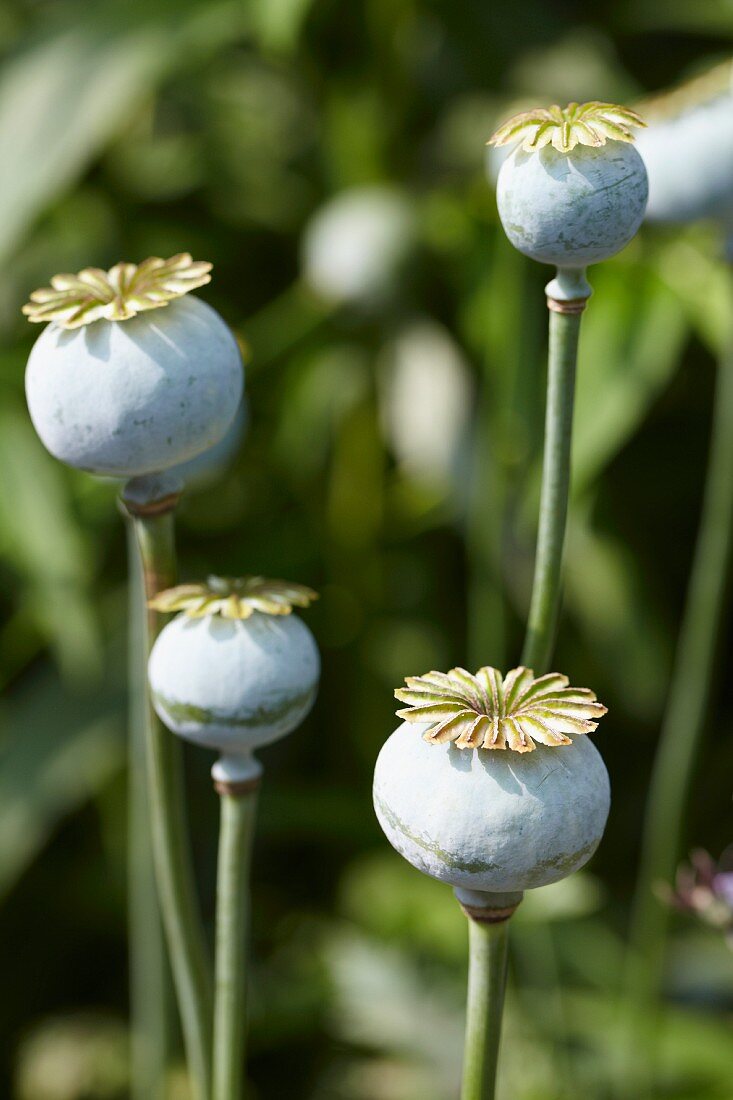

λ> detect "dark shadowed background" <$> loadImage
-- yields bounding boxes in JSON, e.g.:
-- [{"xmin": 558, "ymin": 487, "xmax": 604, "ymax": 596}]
[{"xmin": 0, "ymin": 1, "xmax": 731, "ymax": 1097}]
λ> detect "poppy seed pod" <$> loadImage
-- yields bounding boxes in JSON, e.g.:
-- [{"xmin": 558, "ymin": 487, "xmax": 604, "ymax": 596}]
[
  {"xmin": 373, "ymin": 666, "xmax": 610, "ymax": 898},
  {"xmin": 148, "ymin": 577, "xmax": 320, "ymax": 763},
  {"xmin": 24, "ymin": 255, "xmax": 243, "ymax": 478},
  {"xmin": 490, "ymin": 102, "xmax": 648, "ymax": 274},
  {"xmin": 635, "ymin": 62, "xmax": 733, "ymax": 229},
  {"xmin": 171, "ymin": 397, "xmax": 248, "ymax": 490},
  {"xmin": 302, "ymin": 185, "xmax": 416, "ymax": 307}
]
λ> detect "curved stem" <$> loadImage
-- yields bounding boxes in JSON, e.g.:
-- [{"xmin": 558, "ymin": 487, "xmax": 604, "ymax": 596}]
[
  {"xmin": 128, "ymin": 507, "xmax": 213, "ymax": 1100},
  {"xmin": 212, "ymin": 788, "xmax": 258, "ymax": 1100},
  {"xmin": 627, "ymin": 315, "xmax": 733, "ymax": 1019},
  {"xmin": 460, "ymin": 919, "xmax": 510, "ymax": 1100},
  {"xmin": 126, "ymin": 521, "xmax": 167, "ymax": 1100},
  {"xmin": 521, "ymin": 303, "xmax": 583, "ymax": 673}
]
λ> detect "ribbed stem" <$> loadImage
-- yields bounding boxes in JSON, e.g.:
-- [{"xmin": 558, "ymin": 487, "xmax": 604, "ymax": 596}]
[
  {"xmin": 627, "ymin": 319, "xmax": 733, "ymax": 1019},
  {"xmin": 126, "ymin": 521, "xmax": 167, "ymax": 1100},
  {"xmin": 460, "ymin": 920, "xmax": 510, "ymax": 1100},
  {"xmin": 212, "ymin": 789, "xmax": 258, "ymax": 1100},
  {"xmin": 521, "ymin": 305, "xmax": 583, "ymax": 673},
  {"xmin": 128, "ymin": 507, "xmax": 213, "ymax": 1100}
]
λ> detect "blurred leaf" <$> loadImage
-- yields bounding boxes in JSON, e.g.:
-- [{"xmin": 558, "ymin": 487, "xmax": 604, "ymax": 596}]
[
  {"xmin": 271, "ymin": 345, "xmax": 370, "ymax": 483},
  {"xmin": 652, "ymin": 232, "xmax": 733, "ymax": 356},
  {"xmin": 320, "ymin": 926, "xmax": 463, "ymax": 1085},
  {"xmin": 566, "ymin": 989, "xmax": 733, "ymax": 1094},
  {"xmin": 321, "ymin": 924, "xmax": 568, "ymax": 1099},
  {"xmin": 573, "ymin": 260, "xmax": 689, "ymax": 496},
  {"xmin": 0, "ymin": 668, "xmax": 124, "ymax": 900},
  {"xmin": 666, "ymin": 928, "xmax": 733, "ymax": 1001},
  {"xmin": 514, "ymin": 872, "xmax": 605, "ymax": 923},
  {"xmin": 205, "ymin": 58, "xmax": 317, "ymax": 228},
  {"xmin": 0, "ymin": 0, "xmax": 246, "ymax": 265},
  {"xmin": 324, "ymin": 88, "xmax": 388, "ymax": 188},
  {"xmin": 327, "ymin": 394, "xmax": 385, "ymax": 552},
  {"xmin": 250, "ymin": 0, "xmax": 316, "ymax": 53},
  {"xmin": 628, "ymin": 2, "xmax": 733, "ymax": 35},
  {"xmin": 565, "ymin": 508, "xmax": 669, "ymax": 719},
  {"xmin": 258, "ymin": 784, "xmax": 371, "ymax": 843},
  {"xmin": 242, "ymin": 281, "xmax": 327, "ymax": 368},
  {"xmin": 0, "ymin": 396, "xmax": 101, "ymax": 681},
  {"xmin": 338, "ymin": 852, "xmax": 466, "ymax": 961}
]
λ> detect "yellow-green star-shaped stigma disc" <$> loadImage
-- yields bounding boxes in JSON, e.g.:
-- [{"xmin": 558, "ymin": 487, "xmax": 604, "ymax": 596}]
[
  {"xmin": 22, "ymin": 253, "xmax": 212, "ymax": 329},
  {"xmin": 489, "ymin": 101, "xmax": 645, "ymax": 154},
  {"xmin": 395, "ymin": 665, "xmax": 607, "ymax": 753},
  {"xmin": 149, "ymin": 575, "xmax": 318, "ymax": 620}
]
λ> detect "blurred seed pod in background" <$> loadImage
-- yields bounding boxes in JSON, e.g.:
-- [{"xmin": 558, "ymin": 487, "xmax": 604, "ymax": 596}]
[
  {"xmin": 301, "ymin": 186, "xmax": 417, "ymax": 309},
  {"xmin": 636, "ymin": 61, "xmax": 733, "ymax": 246}
]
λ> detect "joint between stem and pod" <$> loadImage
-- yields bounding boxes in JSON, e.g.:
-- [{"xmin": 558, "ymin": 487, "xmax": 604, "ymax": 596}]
[
  {"xmin": 213, "ymin": 775, "xmax": 262, "ymax": 798},
  {"xmin": 455, "ymin": 888, "xmax": 524, "ymax": 925},
  {"xmin": 122, "ymin": 493, "xmax": 182, "ymax": 518},
  {"xmin": 211, "ymin": 754, "xmax": 265, "ymax": 800},
  {"xmin": 121, "ymin": 471, "xmax": 185, "ymax": 519},
  {"xmin": 460, "ymin": 903, "xmax": 520, "ymax": 924},
  {"xmin": 546, "ymin": 296, "xmax": 588, "ymax": 315}
]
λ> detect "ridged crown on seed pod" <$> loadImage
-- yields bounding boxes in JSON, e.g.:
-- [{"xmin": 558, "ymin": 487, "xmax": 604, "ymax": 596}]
[
  {"xmin": 489, "ymin": 101, "xmax": 645, "ymax": 154},
  {"xmin": 149, "ymin": 575, "xmax": 318, "ymax": 619},
  {"xmin": 22, "ymin": 253, "xmax": 212, "ymax": 329},
  {"xmin": 395, "ymin": 665, "xmax": 607, "ymax": 753},
  {"xmin": 638, "ymin": 60, "xmax": 733, "ymax": 123}
]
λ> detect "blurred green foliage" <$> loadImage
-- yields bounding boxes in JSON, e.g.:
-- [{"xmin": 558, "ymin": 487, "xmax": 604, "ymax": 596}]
[{"xmin": 1, "ymin": 0, "xmax": 732, "ymax": 1097}]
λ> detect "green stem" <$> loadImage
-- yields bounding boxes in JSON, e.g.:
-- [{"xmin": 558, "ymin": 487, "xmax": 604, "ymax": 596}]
[
  {"xmin": 521, "ymin": 304, "xmax": 583, "ymax": 673},
  {"xmin": 126, "ymin": 521, "xmax": 167, "ymax": 1100},
  {"xmin": 128, "ymin": 506, "xmax": 213, "ymax": 1100},
  {"xmin": 627, "ymin": 322, "xmax": 733, "ymax": 1018},
  {"xmin": 212, "ymin": 788, "xmax": 259, "ymax": 1100},
  {"xmin": 460, "ymin": 920, "xmax": 510, "ymax": 1100}
]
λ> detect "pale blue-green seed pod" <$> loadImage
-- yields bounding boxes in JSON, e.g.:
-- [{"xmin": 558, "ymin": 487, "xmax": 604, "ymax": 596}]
[
  {"xmin": 374, "ymin": 665, "xmax": 610, "ymax": 905},
  {"xmin": 23, "ymin": 256, "xmax": 243, "ymax": 478},
  {"xmin": 373, "ymin": 722, "xmax": 609, "ymax": 894},
  {"xmin": 496, "ymin": 142, "xmax": 648, "ymax": 270},
  {"xmin": 26, "ymin": 296, "xmax": 242, "ymax": 478},
  {"xmin": 149, "ymin": 613, "xmax": 319, "ymax": 755},
  {"xmin": 636, "ymin": 65, "xmax": 733, "ymax": 227},
  {"xmin": 147, "ymin": 577, "xmax": 320, "ymax": 775},
  {"xmin": 170, "ymin": 397, "xmax": 248, "ymax": 490},
  {"xmin": 490, "ymin": 103, "xmax": 648, "ymax": 279}
]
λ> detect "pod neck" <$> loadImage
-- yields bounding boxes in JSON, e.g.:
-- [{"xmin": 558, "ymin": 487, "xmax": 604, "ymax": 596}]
[
  {"xmin": 121, "ymin": 471, "xmax": 184, "ymax": 517},
  {"xmin": 212, "ymin": 753, "xmax": 263, "ymax": 798},
  {"xmin": 454, "ymin": 887, "xmax": 524, "ymax": 924},
  {"xmin": 545, "ymin": 266, "xmax": 592, "ymax": 314}
]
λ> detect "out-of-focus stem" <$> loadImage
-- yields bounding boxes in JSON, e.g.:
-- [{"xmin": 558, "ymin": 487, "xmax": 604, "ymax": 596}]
[
  {"xmin": 124, "ymin": 484, "xmax": 213, "ymax": 1100},
  {"xmin": 126, "ymin": 520, "xmax": 167, "ymax": 1100},
  {"xmin": 627, "ymin": 296, "xmax": 733, "ymax": 1034}
]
